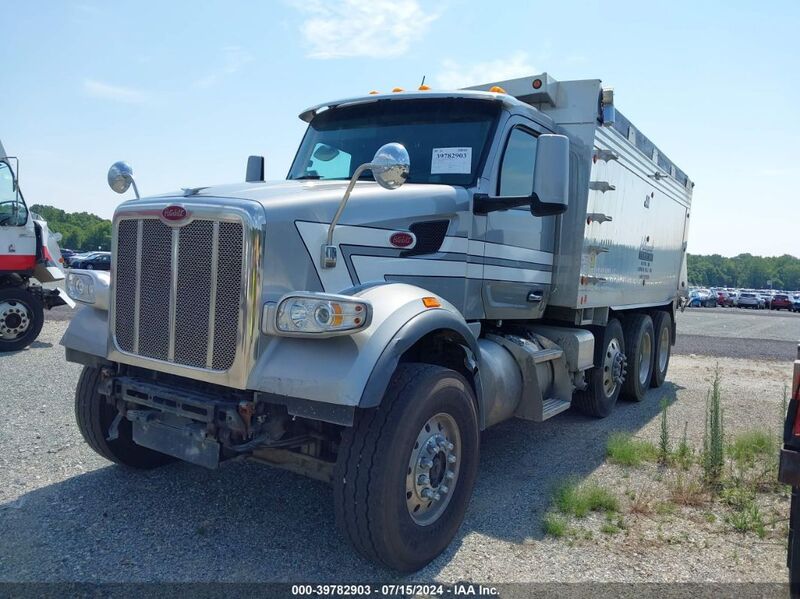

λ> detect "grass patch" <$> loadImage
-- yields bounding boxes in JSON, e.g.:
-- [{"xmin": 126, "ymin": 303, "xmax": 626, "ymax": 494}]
[
  {"xmin": 542, "ymin": 512, "xmax": 569, "ymax": 538},
  {"xmin": 553, "ymin": 479, "xmax": 619, "ymax": 517},
  {"xmin": 728, "ymin": 430, "xmax": 776, "ymax": 468},
  {"xmin": 726, "ymin": 501, "xmax": 766, "ymax": 538},
  {"xmin": 606, "ymin": 432, "xmax": 658, "ymax": 467}
]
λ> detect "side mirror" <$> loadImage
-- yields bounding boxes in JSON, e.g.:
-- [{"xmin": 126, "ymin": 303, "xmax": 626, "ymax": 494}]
[
  {"xmin": 370, "ymin": 142, "xmax": 410, "ymax": 190},
  {"xmin": 107, "ymin": 161, "xmax": 140, "ymax": 199},
  {"xmin": 321, "ymin": 142, "xmax": 410, "ymax": 268},
  {"xmin": 531, "ymin": 134, "xmax": 569, "ymax": 216}
]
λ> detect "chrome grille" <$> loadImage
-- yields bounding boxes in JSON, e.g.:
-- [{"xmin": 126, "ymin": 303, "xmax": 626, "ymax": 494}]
[{"xmin": 114, "ymin": 217, "xmax": 244, "ymax": 371}]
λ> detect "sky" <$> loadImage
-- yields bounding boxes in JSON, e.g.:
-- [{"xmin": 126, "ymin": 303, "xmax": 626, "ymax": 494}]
[{"xmin": 1, "ymin": 0, "xmax": 798, "ymax": 257}]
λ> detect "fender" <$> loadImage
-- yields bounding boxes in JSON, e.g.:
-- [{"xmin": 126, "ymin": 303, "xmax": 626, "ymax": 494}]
[
  {"xmin": 247, "ymin": 283, "xmax": 480, "ymax": 409},
  {"xmin": 359, "ymin": 307, "xmax": 481, "ymax": 408},
  {"xmin": 60, "ymin": 306, "xmax": 110, "ymax": 364}
]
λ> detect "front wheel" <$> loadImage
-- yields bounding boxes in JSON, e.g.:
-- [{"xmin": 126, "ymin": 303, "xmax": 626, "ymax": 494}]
[
  {"xmin": 0, "ymin": 287, "xmax": 44, "ymax": 352},
  {"xmin": 75, "ymin": 366, "xmax": 173, "ymax": 469},
  {"xmin": 333, "ymin": 364, "xmax": 479, "ymax": 572}
]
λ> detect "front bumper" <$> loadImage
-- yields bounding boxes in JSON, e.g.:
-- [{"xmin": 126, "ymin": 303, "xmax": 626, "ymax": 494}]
[{"xmin": 779, "ymin": 447, "xmax": 800, "ymax": 487}]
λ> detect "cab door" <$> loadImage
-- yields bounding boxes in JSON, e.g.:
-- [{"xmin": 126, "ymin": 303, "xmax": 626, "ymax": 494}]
[
  {"xmin": 0, "ymin": 160, "xmax": 36, "ymax": 274},
  {"xmin": 481, "ymin": 118, "xmax": 556, "ymax": 320}
]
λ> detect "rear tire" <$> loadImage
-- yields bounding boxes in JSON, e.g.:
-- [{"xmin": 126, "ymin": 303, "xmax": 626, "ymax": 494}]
[
  {"xmin": 649, "ymin": 311, "xmax": 672, "ymax": 388},
  {"xmin": 333, "ymin": 363, "xmax": 479, "ymax": 572},
  {"xmin": 75, "ymin": 366, "xmax": 173, "ymax": 469},
  {"xmin": 621, "ymin": 313, "xmax": 654, "ymax": 401},
  {"xmin": 573, "ymin": 319, "xmax": 626, "ymax": 418},
  {"xmin": 0, "ymin": 286, "xmax": 44, "ymax": 352}
]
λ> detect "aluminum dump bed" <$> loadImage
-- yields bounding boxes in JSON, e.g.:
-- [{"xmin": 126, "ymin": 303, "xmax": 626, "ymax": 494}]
[{"xmin": 468, "ymin": 74, "xmax": 693, "ymax": 312}]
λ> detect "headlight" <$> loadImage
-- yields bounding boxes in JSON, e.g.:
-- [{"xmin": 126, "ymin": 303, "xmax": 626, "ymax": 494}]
[
  {"xmin": 66, "ymin": 272, "xmax": 96, "ymax": 304},
  {"xmin": 66, "ymin": 270, "xmax": 110, "ymax": 309},
  {"xmin": 269, "ymin": 293, "xmax": 371, "ymax": 337}
]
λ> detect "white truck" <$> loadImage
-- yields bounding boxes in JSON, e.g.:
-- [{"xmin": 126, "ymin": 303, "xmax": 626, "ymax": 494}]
[
  {"xmin": 61, "ymin": 73, "xmax": 692, "ymax": 571},
  {"xmin": 0, "ymin": 139, "xmax": 72, "ymax": 351}
]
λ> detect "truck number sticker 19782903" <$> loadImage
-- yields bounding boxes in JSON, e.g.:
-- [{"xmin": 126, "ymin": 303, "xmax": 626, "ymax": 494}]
[{"xmin": 431, "ymin": 147, "xmax": 472, "ymax": 174}]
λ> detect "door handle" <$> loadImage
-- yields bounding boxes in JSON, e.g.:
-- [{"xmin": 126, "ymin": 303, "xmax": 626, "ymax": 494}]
[{"xmin": 527, "ymin": 290, "xmax": 544, "ymax": 303}]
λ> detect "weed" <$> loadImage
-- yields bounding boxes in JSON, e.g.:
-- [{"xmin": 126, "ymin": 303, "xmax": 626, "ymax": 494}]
[
  {"xmin": 674, "ymin": 421, "xmax": 694, "ymax": 470},
  {"xmin": 542, "ymin": 512, "xmax": 569, "ymax": 538},
  {"xmin": 704, "ymin": 512, "xmax": 717, "ymax": 523},
  {"xmin": 702, "ymin": 366, "xmax": 725, "ymax": 488},
  {"xmin": 726, "ymin": 501, "xmax": 766, "ymax": 538},
  {"xmin": 629, "ymin": 486, "xmax": 654, "ymax": 515},
  {"xmin": 553, "ymin": 479, "xmax": 619, "ymax": 517},
  {"xmin": 606, "ymin": 432, "xmax": 658, "ymax": 467},
  {"xmin": 659, "ymin": 398, "xmax": 671, "ymax": 464},
  {"xmin": 600, "ymin": 522, "xmax": 621, "ymax": 535},
  {"xmin": 669, "ymin": 473, "xmax": 708, "ymax": 507}
]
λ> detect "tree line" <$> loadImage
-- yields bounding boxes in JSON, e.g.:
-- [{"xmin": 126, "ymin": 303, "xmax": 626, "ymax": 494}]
[
  {"xmin": 30, "ymin": 204, "xmax": 111, "ymax": 251},
  {"xmin": 688, "ymin": 253, "xmax": 800, "ymax": 290}
]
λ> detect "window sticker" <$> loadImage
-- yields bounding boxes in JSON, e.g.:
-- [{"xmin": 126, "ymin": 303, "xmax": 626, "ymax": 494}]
[{"xmin": 431, "ymin": 147, "xmax": 472, "ymax": 174}]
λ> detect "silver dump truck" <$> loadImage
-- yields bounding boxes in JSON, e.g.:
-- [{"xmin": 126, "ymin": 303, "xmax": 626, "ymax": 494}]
[{"xmin": 62, "ymin": 73, "xmax": 693, "ymax": 571}]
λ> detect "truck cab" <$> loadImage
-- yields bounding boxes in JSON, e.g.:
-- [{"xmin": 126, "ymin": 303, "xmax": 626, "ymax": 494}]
[{"xmin": 62, "ymin": 73, "xmax": 693, "ymax": 571}]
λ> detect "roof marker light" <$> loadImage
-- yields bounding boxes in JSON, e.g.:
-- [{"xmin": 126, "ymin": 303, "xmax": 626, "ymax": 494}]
[
  {"xmin": 369, "ymin": 90, "xmax": 380, "ymax": 95},
  {"xmin": 489, "ymin": 86, "xmax": 506, "ymax": 94},
  {"xmin": 392, "ymin": 87, "xmax": 404, "ymax": 93},
  {"xmin": 418, "ymin": 84, "xmax": 431, "ymax": 91}
]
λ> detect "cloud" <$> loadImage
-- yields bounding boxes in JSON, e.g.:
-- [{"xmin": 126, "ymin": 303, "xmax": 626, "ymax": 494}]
[
  {"xmin": 195, "ymin": 45, "xmax": 254, "ymax": 88},
  {"xmin": 83, "ymin": 79, "xmax": 147, "ymax": 104},
  {"xmin": 291, "ymin": 0, "xmax": 439, "ymax": 59},
  {"xmin": 433, "ymin": 51, "xmax": 537, "ymax": 90}
]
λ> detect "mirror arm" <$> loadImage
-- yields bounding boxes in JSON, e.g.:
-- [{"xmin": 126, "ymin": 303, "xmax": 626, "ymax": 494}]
[
  {"xmin": 531, "ymin": 195, "xmax": 567, "ymax": 217},
  {"xmin": 321, "ymin": 162, "xmax": 374, "ymax": 268},
  {"xmin": 473, "ymin": 192, "xmax": 535, "ymax": 215},
  {"xmin": 130, "ymin": 178, "xmax": 140, "ymax": 200}
]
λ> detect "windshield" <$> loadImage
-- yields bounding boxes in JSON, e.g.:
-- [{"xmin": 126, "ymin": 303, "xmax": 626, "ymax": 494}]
[{"xmin": 288, "ymin": 98, "xmax": 501, "ymax": 186}]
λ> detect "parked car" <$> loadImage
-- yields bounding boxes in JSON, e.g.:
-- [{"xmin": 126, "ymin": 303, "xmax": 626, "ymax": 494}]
[
  {"xmin": 793, "ymin": 295, "xmax": 800, "ymax": 313},
  {"xmin": 69, "ymin": 251, "xmax": 111, "ymax": 270},
  {"xmin": 716, "ymin": 290, "xmax": 735, "ymax": 307},
  {"xmin": 737, "ymin": 292, "xmax": 762, "ymax": 309},
  {"xmin": 772, "ymin": 294, "xmax": 793, "ymax": 311},
  {"xmin": 689, "ymin": 289, "xmax": 716, "ymax": 307}
]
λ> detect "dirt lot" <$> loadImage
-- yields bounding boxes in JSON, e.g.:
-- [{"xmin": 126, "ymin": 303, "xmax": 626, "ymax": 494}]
[{"xmin": 0, "ymin": 309, "xmax": 798, "ymax": 583}]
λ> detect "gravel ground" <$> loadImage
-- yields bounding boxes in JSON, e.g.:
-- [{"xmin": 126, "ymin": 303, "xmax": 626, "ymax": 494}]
[{"xmin": 0, "ymin": 310, "xmax": 795, "ymax": 583}]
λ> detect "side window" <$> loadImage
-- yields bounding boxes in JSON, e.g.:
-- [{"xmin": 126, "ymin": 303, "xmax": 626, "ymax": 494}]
[
  {"xmin": 498, "ymin": 127, "xmax": 538, "ymax": 197},
  {"xmin": 0, "ymin": 161, "xmax": 26, "ymax": 226},
  {"xmin": 304, "ymin": 143, "xmax": 352, "ymax": 179}
]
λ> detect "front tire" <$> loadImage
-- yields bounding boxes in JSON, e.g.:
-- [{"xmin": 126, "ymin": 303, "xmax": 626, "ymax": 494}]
[
  {"xmin": 621, "ymin": 313, "xmax": 655, "ymax": 401},
  {"xmin": 333, "ymin": 363, "xmax": 479, "ymax": 572},
  {"xmin": 0, "ymin": 287, "xmax": 44, "ymax": 352},
  {"xmin": 573, "ymin": 319, "xmax": 626, "ymax": 418},
  {"xmin": 75, "ymin": 366, "xmax": 173, "ymax": 469}
]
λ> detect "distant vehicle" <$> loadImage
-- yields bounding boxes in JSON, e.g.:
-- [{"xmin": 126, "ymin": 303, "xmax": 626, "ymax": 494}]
[
  {"xmin": 716, "ymin": 290, "xmax": 734, "ymax": 307},
  {"xmin": 60, "ymin": 248, "xmax": 79, "ymax": 264},
  {"xmin": 689, "ymin": 289, "xmax": 716, "ymax": 307},
  {"xmin": 792, "ymin": 295, "xmax": 800, "ymax": 313},
  {"xmin": 737, "ymin": 292, "xmax": 762, "ymax": 309},
  {"xmin": 772, "ymin": 294, "xmax": 792, "ymax": 311},
  {"xmin": 69, "ymin": 252, "xmax": 110, "ymax": 270}
]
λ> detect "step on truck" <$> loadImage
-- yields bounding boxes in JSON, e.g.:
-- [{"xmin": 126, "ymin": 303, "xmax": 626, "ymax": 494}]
[
  {"xmin": 1, "ymin": 139, "xmax": 73, "ymax": 351},
  {"xmin": 62, "ymin": 73, "xmax": 693, "ymax": 571}
]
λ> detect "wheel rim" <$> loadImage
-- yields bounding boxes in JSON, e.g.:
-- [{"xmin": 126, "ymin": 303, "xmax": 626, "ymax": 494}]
[
  {"xmin": 0, "ymin": 300, "xmax": 32, "ymax": 341},
  {"xmin": 405, "ymin": 412, "xmax": 461, "ymax": 526},
  {"xmin": 638, "ymin": 331, "xmax": 653, "ymax": 386},
  {"xmin": 602, "ymin": 337, "xmax": 626, "ymax": 398},
  {"xmin": 658, "ymin": 325, "xmax": 670, "ymax": 373}
]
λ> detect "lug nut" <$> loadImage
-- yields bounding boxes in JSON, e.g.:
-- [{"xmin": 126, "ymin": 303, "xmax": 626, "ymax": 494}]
[
  {"xmin": 433, "ymin": 492, "xmax": 441, "ymax": 501},
  {"xmin": 439, "ymin": 485, "xmax": 449, "ymax": 494},
  {"xmin": 445, "ymin": 471, "xmax": 455, "ymax": 480},
  {"xmin": 421, "ymin": 488, "xmax": 435, "ymax": 499},
  {"xmin": 444, "ymin": 441, "xmax": 454, "ymax": 451},
  {"xmin": 417, "ymin": 474, "xmax": 429, "ymax": 485},
  {"xmin": 447, "ymin": 454, "xmax": 457, "ymax": 464},
  {"xmin": 419, "ymin": 457, "xmax": 433, "ymax": 470}
]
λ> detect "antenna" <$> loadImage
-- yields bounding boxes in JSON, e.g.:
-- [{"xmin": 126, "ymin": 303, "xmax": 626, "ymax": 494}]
[{"xmin": 420, "ymin": 75, "xmax": 426, "ymax": 87}]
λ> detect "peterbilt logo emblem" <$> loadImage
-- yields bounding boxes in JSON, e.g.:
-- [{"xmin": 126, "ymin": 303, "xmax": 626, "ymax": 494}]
[{"xmin": 162, "ymin": 206, "xmax": 187, "ymax": 221}]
